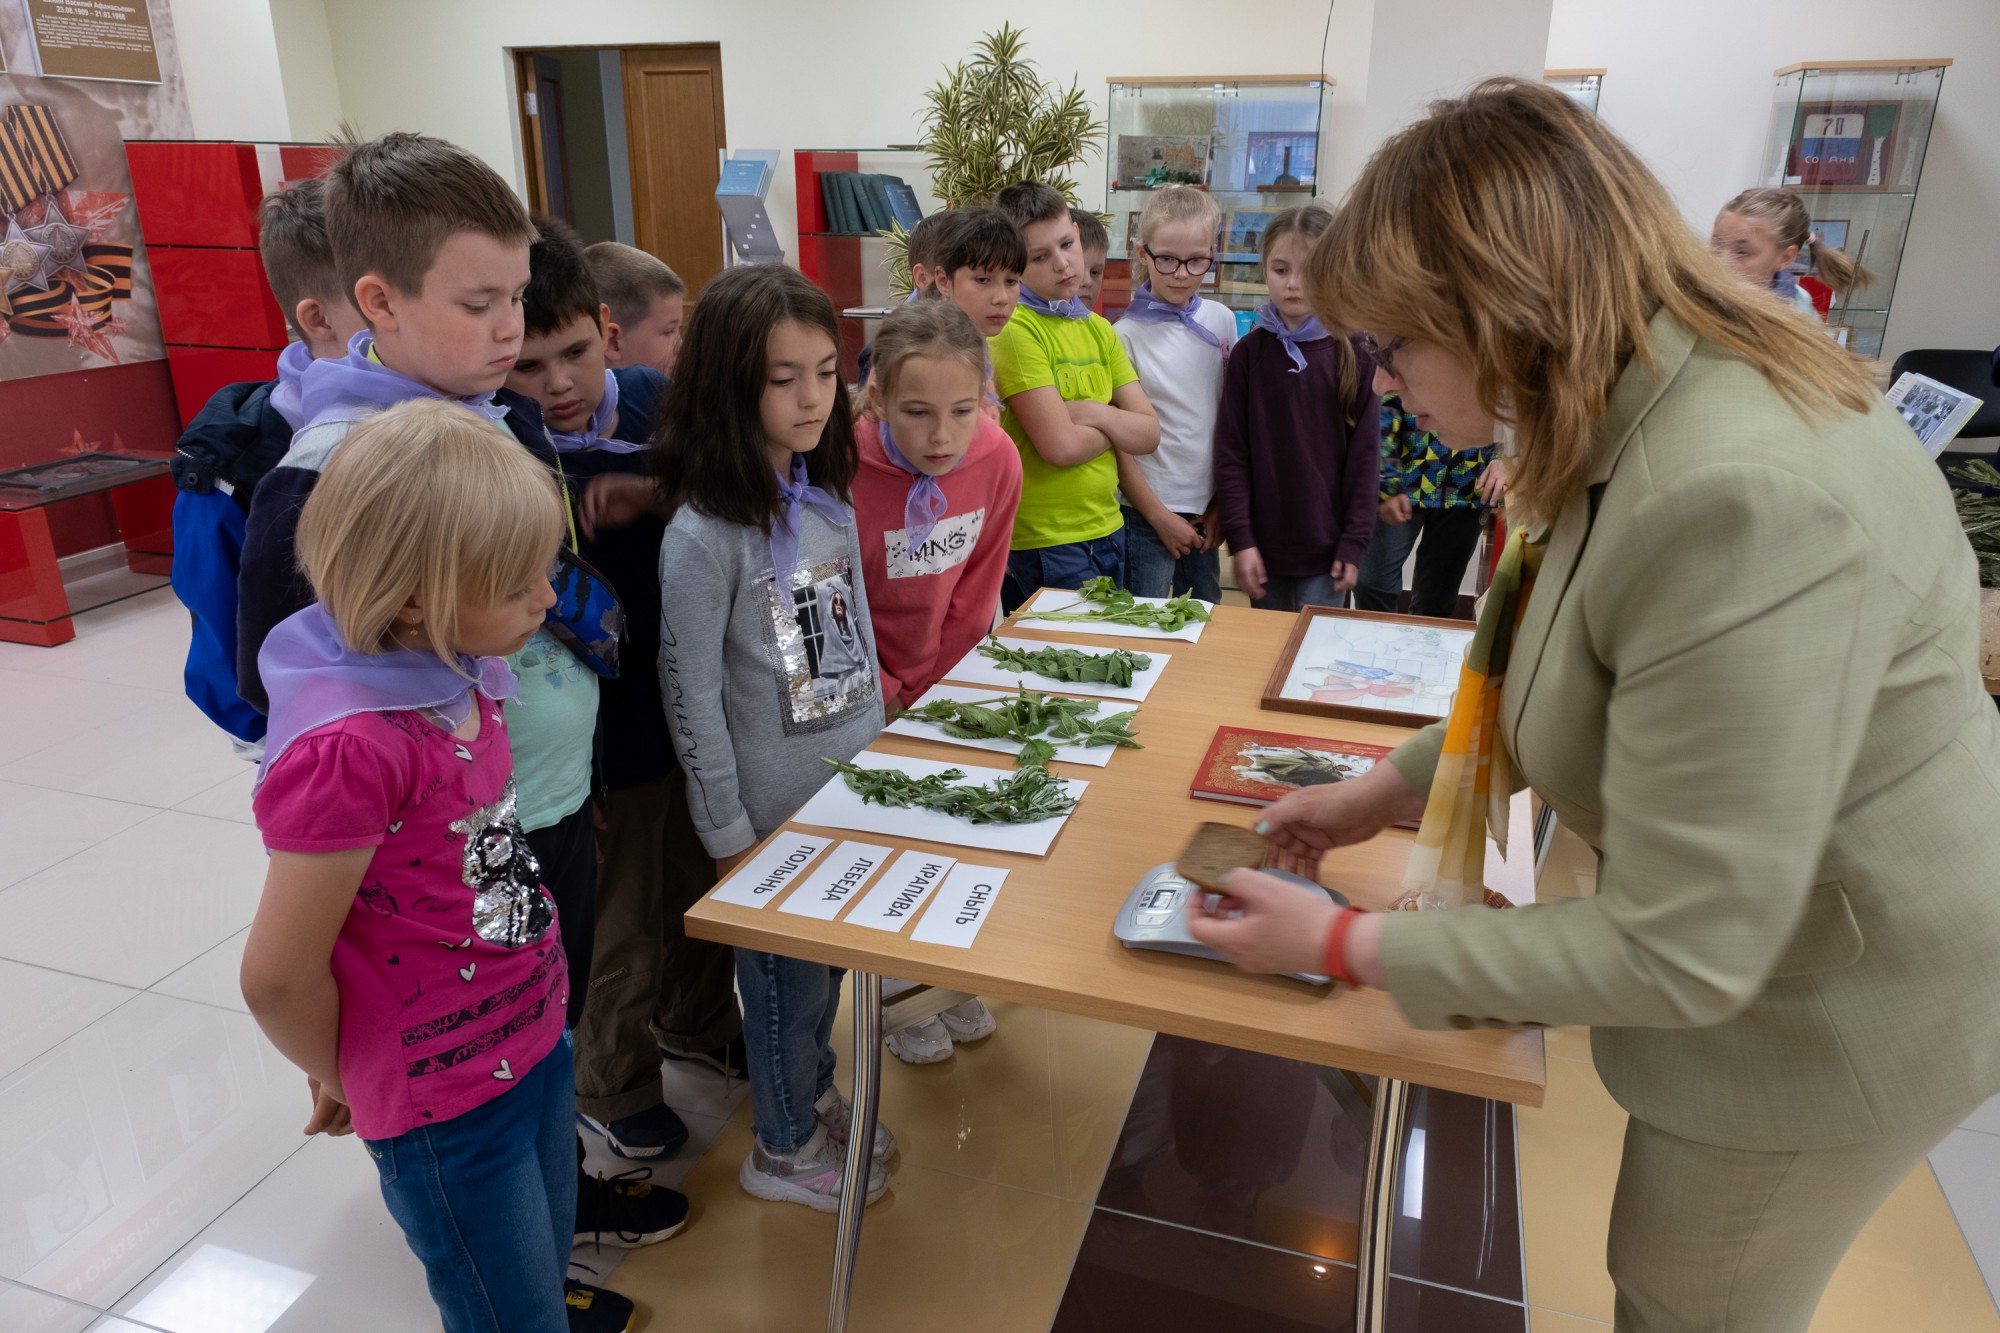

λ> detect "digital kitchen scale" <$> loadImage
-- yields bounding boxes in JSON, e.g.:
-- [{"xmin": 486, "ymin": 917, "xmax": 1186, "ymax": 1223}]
[{"xmin": 1114, "ymin": 862, "xmax": 1351, "ymax": 986}]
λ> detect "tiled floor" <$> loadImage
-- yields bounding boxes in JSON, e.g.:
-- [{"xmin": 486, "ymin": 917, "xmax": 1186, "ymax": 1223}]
[{"xmin": 2, "ymin": 587, "xmax": 1996, "ymax": 1333}]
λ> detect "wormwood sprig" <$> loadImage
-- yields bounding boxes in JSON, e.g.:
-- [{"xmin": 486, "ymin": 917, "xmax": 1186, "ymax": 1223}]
[
  {"xmin": 1023, "ymin": 576, "xmax": 1212, "ymax": 633},
  {"xmin": 1950, "ymin": 459, "xmax": 2000, "ymax": 587},
  {"xmin": 822, "ymin": 757, "xmax": 1077, "ymax": 824},
  {"xmin": 977, "ymin": 635, "xmax": 1152, "ymax": 687},
  {"xmin": 904, "ymin": 687, "xmax": 1142, "ymax": 756}
]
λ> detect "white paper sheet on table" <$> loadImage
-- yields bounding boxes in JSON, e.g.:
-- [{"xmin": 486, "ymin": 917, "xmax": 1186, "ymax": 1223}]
[
  {"xmin": 792, "ymin": 749, "xmax": 1088, "ymax": 856},
  {"xmin": 777, "ymin": 840, "xmax": 893, "ymax": 920},
  {"xmin": 709, "ymin": 832, "xmax": 831, "ymax": 909},
  {"xmin": 910, "ymin": 863, "xmax": 1010, "ymax": 947},
  {"xmin": 845, "ymin": 849, "xmax": 958, "ymax": 932},
  {"xmin": 883, "ymin": 682, "xmax": 1136, "ymax": 767},
  {"xmin": 1015, "ymin": 588, "xmax": 1214, "ymax": 643},
  {"xmin": 937, "ymin": 635, "xmax": 1171, "ymax": 702}
]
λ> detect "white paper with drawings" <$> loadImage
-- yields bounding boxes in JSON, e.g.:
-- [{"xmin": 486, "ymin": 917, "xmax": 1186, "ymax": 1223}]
[
  {"xmin": 1016, "ymin": 588, "xmax": 1213, "ymax": 643},
  {"xmin": 883, "ymin": 682, "xmax": 1134, "ymax": 767},
  {"xmin": 844, "ymin": 849, "xmax": 958, "ymax": 932},
  {"xmin": 910, "ymin": 863, "xmax": 1009, "ymax": 947},
  {"xmin": 937, "ymin": 635, "xmax": 1171, "ymax": 702},
  {"xmin": 709, "ymin": 833, "xmax": 831, "ymax": 909},
  {"xmin": 778, "ymin": 840, "xmax": 893, "ymax": 920},
  {"xmin": 793, "ymin": 750, "xmax": 1087, "ymax": 856}
]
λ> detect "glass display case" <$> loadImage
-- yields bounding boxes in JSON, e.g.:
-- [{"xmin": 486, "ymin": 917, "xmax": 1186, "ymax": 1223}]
[
  {"xmin": 1103, "ymin": 75, "xmax": 1331, "ymax": 313},
  {"xmin": 1545, "ymin": 68, "xmax": 1604, "ymax": 114},
  {"xmin": 1760, "ymin": 59, "xmax": 1951, "ymax": 359}
]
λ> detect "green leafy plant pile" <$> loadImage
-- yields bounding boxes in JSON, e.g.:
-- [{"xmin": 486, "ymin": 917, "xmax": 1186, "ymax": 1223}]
[
  {"xmin": 903, "ymin": 686, "xmax": 1141, "ymax": 766},
  {"xmin": 1951, "ymin": 459, "xmax": 2000, "ymax": 587},
  {"xmin": 1023, "ymin": 576, "xmax": 1211, "ymax": 633},
  {"xmin": 822, "ymin": 757, "xmax": 1077, "ymax": 825},
  {"xmin": 977, "ymin": 636, "xmax": 1152, "ymax": 687}
]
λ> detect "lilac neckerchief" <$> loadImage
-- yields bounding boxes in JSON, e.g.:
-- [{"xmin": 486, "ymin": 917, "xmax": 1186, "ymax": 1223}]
[
  {"xmin": 268, "ymin": 341, "xmax": 315, "ymax": 429},
  {"xmin": 546, "ymin": 371, "xmax": 641, "ymax": 454},
  {"xmin": 1771, "ymin": 269, "xmax": 1802, "ymax": 301},
  {"xmin": 1121, "ymin": 282, "xmax": 1225, "ymax": 350},
  {"xmin": 1019, "ymin": 286, "xmax": 1090, "ymax": 321},
  {"xmin": 1254, "ymin": 303, "xmax": 1330, "ymax": 373},
  {"xmin": 877, "ymin": 417, "xmax": 953, "ymax": 548},
  {"xmin": 770, "ymin": 454, "xmax": 852, "ymax": 592},
  {"xmin": 296, "ymin": 331, "xmax": 510, "ymax": 432},
  {"xmin": 253, "ymin": 603, "xmax": 517, "ymax": 795},
  {"xmin": 904, "ymin": 288, "xmax": 924, "ymax": 305}
]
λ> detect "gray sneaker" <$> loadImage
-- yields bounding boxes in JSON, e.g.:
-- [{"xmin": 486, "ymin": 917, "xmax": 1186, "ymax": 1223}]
[
  {"xmin": 815, "ymin": 1084, "xmax": 898, "ymax": 1162},
  {"xmin": 739, "ymin": 1124, "xmax": 887, "ymax": 1213}
]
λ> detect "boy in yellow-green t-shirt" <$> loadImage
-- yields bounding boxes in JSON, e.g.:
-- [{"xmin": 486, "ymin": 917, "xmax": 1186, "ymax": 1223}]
[{"xmin": 989, "ymin": 182, "xmax": 1160, "ymax": 612}]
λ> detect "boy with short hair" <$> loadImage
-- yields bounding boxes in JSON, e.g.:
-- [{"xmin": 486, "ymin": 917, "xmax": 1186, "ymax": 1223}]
[
  {"xmin": 511, "ymin": 217, "xmax": 745, "ymax": 1168},
  {"xmin": 235, "ymin": 138, "xmax": 663, "ymax": 1333},
  {"xmin": 988, "ymin": 181, "xmax": 1159, "ymax": 610},
  {"xmin": 904, "ymin": 208, "xmax": 961, "ymax": 297},
  {"xmin": 931, "ymin": 206, "xmax": 1026, "ymax": 341},
  {"xmin": 172, "ymin": 176, "xmax": 365, "ymax": 749},
  {"xmin": 583, "ymin": 241, "xmax": 685, "ymax": 377},
  {"xmin": 1072, "ymin": 209, "xmax": 1110, "ymax": 310}
]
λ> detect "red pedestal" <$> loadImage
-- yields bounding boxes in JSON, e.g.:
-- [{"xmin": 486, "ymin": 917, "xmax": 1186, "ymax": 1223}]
[{"xmin": 0, "ymin": 507, "xmax": 75, "ymax": 646}]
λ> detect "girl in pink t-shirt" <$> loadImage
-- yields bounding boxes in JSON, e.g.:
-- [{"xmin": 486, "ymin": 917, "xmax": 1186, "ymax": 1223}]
[
  {"xmin": 241, "ymin": 400, "xmax": 579, "ymax": 1333},
  {"xmin": 852, "ymin": 300, "xmax": 1020, "ymax": 1065}
]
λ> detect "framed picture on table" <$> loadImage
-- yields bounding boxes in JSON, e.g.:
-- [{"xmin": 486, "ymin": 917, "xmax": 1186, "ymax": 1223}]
[
  {"xmin": 1785, "ymin": 102, "xmax": 1900, "ymax": 189},
  {"xmin": 1260, "ymin": 607, "xmax": 1476, "ymax": 727}
]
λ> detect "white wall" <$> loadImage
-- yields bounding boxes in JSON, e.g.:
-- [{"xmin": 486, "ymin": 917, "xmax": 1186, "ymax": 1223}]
[
  {"xmin": 306, "ymin": 0, "xmax": 1367, "ymax": 264},
  {"xmin": 163, "ymin": 0, "xmax": 292, "ymax": 139},
  {"xmin": 1358, "ymin": 0, "xmax": 1553, "ymax": 170},
  {"xmin": 267, "ymin": 0, "xmax": 345, "ymax": 142},
  {"xmin": 1549, "ymin": 0, "xmax": 2000, "ymax": 360}
]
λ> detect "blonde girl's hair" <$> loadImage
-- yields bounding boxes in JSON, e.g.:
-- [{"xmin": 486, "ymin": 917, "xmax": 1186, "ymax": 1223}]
[
  {"xmin": 1719, "ymin": 187, "xmax": 1876, "ymax": 299},
  {"xmin": 1263, "ymin": 202, "xmax": 1362, "ymax": 425},
  {"xmin": 296, "ymin": 398, "xmax": 562, "ymax": 669},
  {"xmin": 871, "ymin": 298, "xmax": 988, "ymax": 399},
  {"xmin": 1136, "ymin": 185, "xmax": 1221, "ymax": 285},
  {"xmin": 1307, "ymin": 78, "xmax": 1875, "ymax": 526}
]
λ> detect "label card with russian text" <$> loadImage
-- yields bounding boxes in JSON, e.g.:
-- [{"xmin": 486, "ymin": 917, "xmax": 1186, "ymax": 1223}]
[
  {"xmin": 843, "ymin": 849, "xmax": 958, "ymax": 933},
  {"xmin": 910, "ymin": 863, "xmax": 1010, "ymax": 948},
  {"xmin": 778, "ymin": 840, "xmax": 893, "ymax": 920},
  {"xmin": 709, "ymin": 833, "xmax": 830, "ymax": 909}
]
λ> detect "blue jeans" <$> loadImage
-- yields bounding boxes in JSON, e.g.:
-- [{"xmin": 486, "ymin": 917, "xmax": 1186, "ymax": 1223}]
[
  {"xmin": 1001, "ymin": 528, "xmax": 1127, "ymax": 614},
  {"xmin": 1120, "ymin": 505, "xmax": 1222, "ymax": 601},
  {"xmin": 1251, "ymin": 572, "xmax": 1343, "ymax": 613},
  {"xmin": 738, "ymin": 949, "xmax": 843, "ymax": 1153},
  {"xmin": 363, "ymin": 1033, "xmax": 576, "ymax": 1333}
]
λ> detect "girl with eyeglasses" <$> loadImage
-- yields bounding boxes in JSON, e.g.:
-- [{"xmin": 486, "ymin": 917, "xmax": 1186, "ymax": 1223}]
[{"xmin": 1212, "ymin": 203, "xmax": 1381, "ymax": 611}]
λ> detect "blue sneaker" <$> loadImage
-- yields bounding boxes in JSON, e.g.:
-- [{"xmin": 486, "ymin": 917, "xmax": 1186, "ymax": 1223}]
[{"xmin": 577, "ymin": 1102, "xmax": 689, "ymax": 1160}]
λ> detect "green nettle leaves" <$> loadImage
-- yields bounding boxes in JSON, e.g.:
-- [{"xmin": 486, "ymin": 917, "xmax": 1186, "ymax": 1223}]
[
  {"xmin": 977, "ymin": 636, "xmax": 1153, "ymax": 688},
  {"xmin": 1952, "ymin": 459, "xmax": 2000, "ymax": 587},
  {"xmin": 884, "ymin": 24, "xmax": 1108, "ymax": 296},
  {"xmin": 903, "ymin": 686, "xmax": 1142, "ymax": 763},
  {"xmin": 823, "ymin": 757, "xmax": 1077, "ymax": 825},
  {"xmin": 1026, "ymin": 576, "xmax": 1213, "ymax": 633}
]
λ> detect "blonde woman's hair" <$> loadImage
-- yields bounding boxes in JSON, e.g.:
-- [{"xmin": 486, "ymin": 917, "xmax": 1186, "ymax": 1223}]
[
  {"xmin": 1719, "ymin": 187, "xmax": 1876, "ymax": 299},
  {"xmin": 1308, "ymin": 78, "xmax": 1875, "ymax": 526},
  {"xmin": 296, "ymin": 398, "xmax": 562, "ymax": 669}
]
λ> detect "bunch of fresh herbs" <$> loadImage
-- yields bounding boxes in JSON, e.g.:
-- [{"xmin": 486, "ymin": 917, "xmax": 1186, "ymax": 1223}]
[
  {"xmin": 822, "ymin": 757, "xmax": 1077, "ymax": 824},
  {"xmin": 1024, "ymin": 576, "xmax": 1211, "ymax": 633},
  {"xmin": 1951, "ymin": 459, "xmax": 2000, "ymax": 587},
  {"xmin": 903, "ymin": 687, "xmax": 1141, "ymax": 759},
  {"xmin": 978, "ymin": 635, "xmax": 1152, "ymax": 687}
]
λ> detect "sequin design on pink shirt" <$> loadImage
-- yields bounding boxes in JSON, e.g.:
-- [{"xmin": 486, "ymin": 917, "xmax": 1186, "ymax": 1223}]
[{"xmin": 448, "ymin": 779, "xmax": 555, "ymax": 947}]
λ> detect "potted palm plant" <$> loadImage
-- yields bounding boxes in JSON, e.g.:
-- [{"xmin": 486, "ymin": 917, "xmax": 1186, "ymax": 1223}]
[{"xmin": 883, "ymin": 24, "xmax": 1105, "ymax": 296}]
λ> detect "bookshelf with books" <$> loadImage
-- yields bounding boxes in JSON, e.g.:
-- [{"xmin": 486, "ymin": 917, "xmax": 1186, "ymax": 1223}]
[
  {"xmin": 794, "ymin": 147, "xmax": 939, "ymax": 379},
  {"xmin": 1104, "ymin": 75, "xmax": 1331, "ymax": 314},
  {"xmin": 1759, "ymin": 59, "xmax": 1951, "ymax": 359}
]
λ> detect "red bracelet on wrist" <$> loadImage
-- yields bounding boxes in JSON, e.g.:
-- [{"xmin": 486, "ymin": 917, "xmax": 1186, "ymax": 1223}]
[{"xmin": 1322, "ymin": 906, "xmax": 1365, "ymax": 986}]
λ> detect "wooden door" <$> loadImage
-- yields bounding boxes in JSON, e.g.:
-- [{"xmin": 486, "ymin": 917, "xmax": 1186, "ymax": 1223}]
[{"xmin": 620, "ymin": 44, "xmax": 726, "ymax": 298}]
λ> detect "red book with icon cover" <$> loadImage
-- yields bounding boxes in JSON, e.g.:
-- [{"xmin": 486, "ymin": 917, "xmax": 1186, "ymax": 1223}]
[{"xmin": 1191, "ymin": 725, "xmax": 1414, "ymax": 823}]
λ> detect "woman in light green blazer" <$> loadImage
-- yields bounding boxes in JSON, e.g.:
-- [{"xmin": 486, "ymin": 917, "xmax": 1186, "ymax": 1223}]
[{"xmin": 1191, "ymin": 79, "xmax": 2000, "ymax": 1331}]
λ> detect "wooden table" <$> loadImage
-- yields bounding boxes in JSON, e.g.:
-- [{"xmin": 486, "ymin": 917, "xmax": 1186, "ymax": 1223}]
[{"xmin": 686, "ymin": 600, "xmax": 1547, "ymax": 1332}]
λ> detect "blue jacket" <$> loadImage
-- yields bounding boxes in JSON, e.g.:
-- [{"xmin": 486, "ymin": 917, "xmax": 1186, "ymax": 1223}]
[
  {"xmin": 559, "ymin": 366, "xmax": 669, "ymax": 791},
  {"xmin": 235, "ymin": 387, "xmax": 559, "ymax": 715},
  {"xmin": 169, "ymin": 379, "xmax": 297, "ymax": 742}
]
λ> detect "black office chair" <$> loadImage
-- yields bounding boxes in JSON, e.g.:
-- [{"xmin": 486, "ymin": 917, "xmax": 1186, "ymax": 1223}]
[{"xmin": 1887, "ymin": 348, "xmax": 2000, "ymax": 440}]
